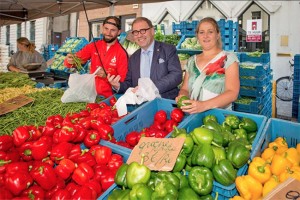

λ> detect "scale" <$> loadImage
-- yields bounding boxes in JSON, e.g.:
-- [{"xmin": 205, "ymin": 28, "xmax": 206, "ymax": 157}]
[{"xmin": 20, "ymin": 70, "xmax": 68, "ymax": 86}]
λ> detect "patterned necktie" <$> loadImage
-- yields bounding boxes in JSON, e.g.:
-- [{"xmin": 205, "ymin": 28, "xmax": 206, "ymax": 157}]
[{"xmin": 141, "ymin": 50, "xmax": 151, "ymax": 78}]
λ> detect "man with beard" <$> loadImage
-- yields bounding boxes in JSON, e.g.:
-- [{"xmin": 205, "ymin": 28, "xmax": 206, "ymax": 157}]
[
  {"xmin": 107, "ymin": 17, "xmax": 182, "ymax": 99},
  {"xmin": 64, "ymin": 16, "xmax": 128, "ymax": 98}
]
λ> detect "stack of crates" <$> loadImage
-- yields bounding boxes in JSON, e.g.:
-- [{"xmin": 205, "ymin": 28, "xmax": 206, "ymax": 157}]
[
  {"xmin": 233, "ymin": 53, "xmax": 272, "ymax": 118},
  {"xmin": 172, "ymin": 20, "xmax": 199, "ymax": 35},
  {"xmin": 48, "ymin": 37, "xmax": 89, "ymax": 77},
  {"xmin": 218, "ymin": 19, "xmax": 239, "ymax": 52},
  {"xmin": 292, "ymin": 54, "xmax": 300, "ymax": 120},
  {"xmin": 43, "ymin": 44, "xmax": 59, "ymax": 61}
]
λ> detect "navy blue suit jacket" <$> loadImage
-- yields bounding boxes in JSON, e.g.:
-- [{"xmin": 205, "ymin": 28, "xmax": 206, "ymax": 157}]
[{"xmin": 118, "ymin": 41, "xmax": 182, "ymax": 99}]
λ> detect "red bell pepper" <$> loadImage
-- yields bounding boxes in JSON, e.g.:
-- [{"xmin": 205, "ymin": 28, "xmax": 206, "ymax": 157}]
[
  {"xmin": 151, "ymin": 121, "xmax": 165, "ymax": 131},
  {"xmin": 72, "ymin": 163, "xmax": 94, "ymax": 185},
  {"xmin": 5, "ymin": 161, "xmax": 29, "ymax": 175},
  {"xmin": 0, "ymin": 135, "xmax": 13, "ymax": 151},
  {"xmin": 57, "ymin": 124, "xmax": 78, "ymax": 143},
  {"xmin": 0, "ymin": 187, "xmax": 13, "ymax": 199},
  {"xmin": 84, "ymin": 129, "xmax": 101, "ymax": 148},
  {"xmin": 116, "ymin": 140, "xmax": 133, "ymax": 149},
  {"xmin": 28, "ymin": 125, "xmax": 42, "ymax": 141},
  {"xmin": 170, "ymin": 108, "xmax": 184, "ymax": 123},
  {"xmin": 78, "ymin": 116, "xmax": 93, "ymax": 130},
  {"xmin": 51, "ymin": 189, "xmax": 71, "ymax": 200},
  {"xmin": 31, "ymin": 136, "xmax": 52, "ymax": 160},
  {"xmin": 41, "ymin": 123, "xmax": 57, "ymax": 137},
  {"xmin": 100, "ymin": 171, "xmax": 115, "ymax": 191},
  {"xmin": 72, "ymin": 123, "xmax": 87, "ymax": 143},
  {"xmin": 18, "ymin": 141, "xmax": 33, "ymax": 161},
  {"xmin": 89, "ymin": 144, "xmax": 102, "ymax": 156},
  {"xmin": 6, "ymin": 147, "xmax": 20, "ymax": 163},
  {"xmin": 93, "ymin": 163, "xmax": 109, "ymax": 182},
  {"xmin": 66, "ymin": 182, "xmax": 81, "ymax": 197},
  {"xmin": 86, "ymin": 179, "xmax": 102, "ymax": 197},
  {"xmin": 0, "ymin": 151, "xmax": 12, "ymax": 171},
  {"xmin": 79, "ymin": 109, "xmax": 90, "ymax": 118},
  {"xmin": 107, "ymin": 154, "xmax": 123, "ymax": 172},
  {"xmin": 5, "ymin": 168, "xmax": 33, "ymax": 195},
  {"xmin": 164, "ymin": 119, "xmax": 178, "ymax": 133},
  {"xmin": 42, "ymin": 157, "xmax": 55, "ymax": 167},
  {"xmin": 90, "ymin": 118, "xmax": 105, "ymax": 130},
  {"xmin": 155, "ymin": 130, "xmax": 167, "ymax": 138},
  {"xmin": 98, "ymin": 102, "xmax": 109, "ymax": 109},
  {"xmin": 109, "ymin": 96, "xmax": 117, "ymax": 106},
  {"xmin": 30, "ymin": 162, "xmax": 58, "ymax": 191},
  {"xmin": 21, "ymin": 185, "xmax": 45, "ymax": 200},
  {"xmin": 76, "ymin": 149, "xmax": 96, "ymax": 167},
  {"xmin": 72, "ymin": 186, "xmax": 96, "ymax": 200},
  {"xmin": 44, "ymin": 176, "xmax": 66, "ymax": 199},
  {"xmin": 50, "ymin": 142, "xmax": 73, "ymax": 164},
  {"xmin": 125, "ymin": 131, "xmax": 139, "ymax": 147},
  {"xmin": 67, "ymin": 144, "xmax": 81, "ymax": 163},
  {"xmin": 12, "ymin": 126, "xmax": 31, "ymax": 147},
  {"xmin": 97, "ymin": 124, "xmax": 114, "ymax": 141},
  {"xmin": 86, "ymin": 103, "xmax": 100, "ymax": 112},
  {"xmin": 55, "ymin": 158, "xmax": 76, "ymax": 180},
  {"xmin": 94, "ymin": 146, "xmax": 112, "ymax": 165},
  {"xmin": 46, "ymin": 114, "xmax": 64, "ymax": 128},
  {"xmin": 154, "ymin": 110, "xmax": 167, "ymax": 124}
]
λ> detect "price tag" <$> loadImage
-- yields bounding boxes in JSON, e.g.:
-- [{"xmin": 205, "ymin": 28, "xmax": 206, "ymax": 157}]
[
  {"xmin": 126, "ymin": 137, "xmax": 185, "ymax": 171},
  {"xmin": 0, "ymin": 95, "xmax": 33, "ymax": 116}
]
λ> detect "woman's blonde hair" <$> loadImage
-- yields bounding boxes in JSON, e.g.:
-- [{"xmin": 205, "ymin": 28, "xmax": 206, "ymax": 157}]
[
  {"xmin": 196, "ymin": 17, "xmax": 222, "ymax": 49},
  {"xmin": 17, "ymin": 37, "xmax": 36, "ymax": 53}
]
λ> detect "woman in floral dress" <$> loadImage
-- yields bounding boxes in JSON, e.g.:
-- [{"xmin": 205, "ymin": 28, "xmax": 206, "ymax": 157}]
[{"xmin": 176, "ymin": 17, "xmax": 240, "ymax": 114}]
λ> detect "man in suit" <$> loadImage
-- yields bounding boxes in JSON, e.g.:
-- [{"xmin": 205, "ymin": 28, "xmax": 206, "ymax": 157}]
[{"xmin": 107, "ymin": 17, "xmax": 182, "ymax": 99}]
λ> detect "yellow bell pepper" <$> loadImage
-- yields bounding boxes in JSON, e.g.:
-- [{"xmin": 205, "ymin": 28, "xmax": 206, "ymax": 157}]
[
  {"xmin": 270, "ymin": 153, "xmax": 292, "ymax": 176},
  {"xmin": 262, "ymin": 175, "xmax": 279, "ymax": 197},
  {"xmin": 261, "ymin": 147, "xmax": 276, "ymax": 162},
  {"xmin": 248, "ymin": 157, "xmax": 271, "ymax": 184},
  {"xmin": 275, "ymin": 146, "xmax": 288, "ymax": 155},
  {"xmin": 235, "ymin": 175, "xmax": 263, "ymax": 200},
  {"xmin": 279, "ymin": 166, "xmax": 300, "ymax": 182},
  {"xmin": 296, "ymin": 143, "xmax": 300, "ymax": 155},
  {"xmin": 273, "ymin": 137, "xmax": 288, "ymax": 147},
  {"xmin": 230, "ymin": 196, "xmax": 245, "ymax": 200},
  {"xmin": 284, "ymin": 147, "xmax": 300, "ymax": 166}
]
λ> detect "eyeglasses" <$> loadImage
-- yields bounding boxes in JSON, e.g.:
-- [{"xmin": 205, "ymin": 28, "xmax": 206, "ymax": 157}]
[{"xmin": 131, "ymin": 27, "xmax": 151, "ymax": 36}]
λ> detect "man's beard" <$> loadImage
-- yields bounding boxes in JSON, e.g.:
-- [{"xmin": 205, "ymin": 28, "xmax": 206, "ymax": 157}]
[{"xmin": 103, "ymin": 35, "xmax": 117, "ymax": 43}]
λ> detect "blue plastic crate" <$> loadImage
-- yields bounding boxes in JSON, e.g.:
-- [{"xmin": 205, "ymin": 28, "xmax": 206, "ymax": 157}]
[
  {"xmin": 239, "ymin": 62, "xmax": 271, "ymax": 77},
  {"xmin": 239, "ymin": 53, "xmax": 270, "ymax": 65},
  {"xmin": 175, "ymin": 108, "xmax": 267, "ymax": 199},
  {"xmin": 298, "ymin": 97, "xmax": 300, "ymax": 122},
  {"xmin": 101, "ymin": 98, "xmax": 189, "ymax": 155},
  {"xmin": 239, "ymin": 83, "xmax": 272, "ymax": 97},
  {"xmin": 254, "ymin": 118, "xmax": 300, "ymax": 158},
  {"xmin": 240, "ymin": 73, "xmax": 272, "ymax": 87},
  {"xmin": 56, "ymin": 37, "xmax": 88, "ymax": 54},
  {"xmin": 176, "ymin": 35, "xmax": 202, "ymax": 54}
]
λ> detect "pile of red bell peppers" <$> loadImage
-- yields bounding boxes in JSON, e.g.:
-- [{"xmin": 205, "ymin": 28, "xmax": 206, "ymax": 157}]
[
  {"xmin": 123, "ymin": 108, "xmax": 185, "ymax": 149},
  {"xmin": 0, "ymin": 96, "xmax": 128, "ymax": 199}
]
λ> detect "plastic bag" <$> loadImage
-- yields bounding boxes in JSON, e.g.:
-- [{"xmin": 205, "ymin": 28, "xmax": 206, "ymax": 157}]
[
  {"xmin": 61, "ymin": 69, "xmax": 99, "ymax": 103},
  {"xmin": 115, "ymin": 78, "xmax": 161, "ymax": 116}
]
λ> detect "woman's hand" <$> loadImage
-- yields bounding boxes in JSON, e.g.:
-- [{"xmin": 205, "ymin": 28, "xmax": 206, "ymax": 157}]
[
  {"xmin": 107, "ymin": 74, "xmax": 121, "ymax": 90},
  {"xmin": 180, "ymin": 100, "xmax": 207, "ymax": 114}
]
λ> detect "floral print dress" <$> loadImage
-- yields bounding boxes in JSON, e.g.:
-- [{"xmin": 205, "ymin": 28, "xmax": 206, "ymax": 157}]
[{"xmin": 185, "ymin": 51, "xmax": 239, "ymax": 109}]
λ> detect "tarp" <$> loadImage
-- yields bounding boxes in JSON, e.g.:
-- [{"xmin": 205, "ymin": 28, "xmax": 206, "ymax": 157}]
[{"xmin": 0, "ymin": 0, "xmax": 171, "ymax": 26}]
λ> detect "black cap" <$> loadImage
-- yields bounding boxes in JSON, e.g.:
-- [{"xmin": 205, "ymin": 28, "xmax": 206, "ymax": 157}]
[{"xmin": 103, "ymin": 16, "xmax": 121, "ymax": 30}]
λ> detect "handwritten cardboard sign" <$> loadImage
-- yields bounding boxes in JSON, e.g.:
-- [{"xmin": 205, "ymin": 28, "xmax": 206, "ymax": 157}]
[
  {"xmin": 126, "ymin": 137, "xmax": 185, "ymax": 171},
  {"xmin": 0, "ymin": 95, "xmax": 33, "ymax": 116}
]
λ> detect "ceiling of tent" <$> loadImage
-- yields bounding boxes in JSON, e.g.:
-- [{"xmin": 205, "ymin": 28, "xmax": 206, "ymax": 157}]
[{"xmin": 0, "ymin": 0, "xmax": 172, "ymax": 26}]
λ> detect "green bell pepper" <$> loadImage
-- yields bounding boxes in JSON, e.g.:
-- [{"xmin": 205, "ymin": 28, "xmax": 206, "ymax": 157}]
[
  {"xmin": 227, "ymin": 141, "xmax": 250, "ymax": 169},
  {"xmin": 212, "ymin": 159, "xmax": 237, "ymax": 186},
  {"xmin": 130, "ymin": 183, "xmax": 152, "ymax": 200},
  {"xmin": 221, "ymin": 123, "xmax": 232, "ymax": 132},
  {"xmin": 126, "ymin": 159, "xmax": 151, "ymax": 189},
  {"xmin": 188, "ymin": 166, "xmax": 213, "ymax": 196},
  {"xmin": 211, "ymin": 130, "xmax": 224, "ymax": 147},
  {"xmin": 154, "ymin": 171, "xmax": 180, "ymax": 190},
  {"xmin": 220, "ymin": 130, "xmax": 235, "ymax": 147},
  {"xmin": 202, "ymin": 120, "xmax": 222, "ymax": 133},
  {"xmin": 170, "ymin": 127, "xmax": 187, "ymax": 138},
  {"xmin": 176, "ymin": 133, "xmax": 194, "ymax": 155},
  {"xmin": 233, "ymin": 128, "xmax": 248, "ymax": 140},
  {"xmin": 190, "ymin": 127, "xmax": 214, "ymax": 145},
  {"xmin": 108, "ymin": 189, "xmax": 131, "ymax": 200},
  {"xmin": 178, "ymin": 187, "xmax": 200, "ymax": 200},
  {"xmin": 212, "ymin": 146, "xmax": 226, "ymax": 162},
  {"xmin": 151, "ymin": 180, "xmax": 178, "ymax": 199},
  {"xmin": 239, "ymin": 117, "xmax": 257, "ymax": 133},
  {"xmin": 147, "ymin": 172, "xmax": 157, "ymax": 191},
  {"xmin": 174, "ymin": 172, "xmax": 189, "ymax": 189},
  {"xmin": 247, "ymin": 132, "xmax": 257, "ymax": 144},
  {"xmin": 229, "ymin": 138, "xmax": 252, "ymax": 150},
  {"xmin": 114, "ymin": 163, "xmax": 128, "ymax": 187},
  {"xmin": 202, "ymin": 115, "xmax": 218, "ymax": 125},
  {"xmin": 223, "ymin": 115, "xmax": 240, "ymax": 129},
  {"xmin": 177, "ymin": 95, "xmax": 191, "ymax": 108},
  {"xmin": 191, "ymin": 144, "xmax": 215, "ymax": 169},
  {"xmin": 173, "ymin": 153, "xmax": 187, "ymax": 172}
]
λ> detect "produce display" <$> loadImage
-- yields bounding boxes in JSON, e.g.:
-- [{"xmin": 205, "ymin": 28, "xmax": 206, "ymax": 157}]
[
  {"xmin": 180, "ymin": 37, "xmax": 202, "ymax": 50},
  {"xmin": 121, "ymin": 39, "xmax": 140, "ymax": 56},
  {"xmin": 0, "ymin": 72, "xmax": 36, "ymax": 89},
  {"xmin": 154, "ymin": 32, "xmax": 181, "ymax": 46},
  {"xmin": 49, "ymin": 54, "xmax": 66, "ymax": 70}
]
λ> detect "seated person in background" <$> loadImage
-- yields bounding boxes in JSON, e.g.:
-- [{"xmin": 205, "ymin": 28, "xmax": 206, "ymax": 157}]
[
  {"xmin": 7, "ymin": 37, "xmax": 47, "ymax": 72},
  {"xmin": 107, "ymin": 17, "xmax": 182, "ymax": 100},
  {"xmin": 64, "ymin": 16, "xmax": 128, "ymax": 98},
  {"xmin": 176, "ymin": 17, "xmax": 240, "ymax": 114}
]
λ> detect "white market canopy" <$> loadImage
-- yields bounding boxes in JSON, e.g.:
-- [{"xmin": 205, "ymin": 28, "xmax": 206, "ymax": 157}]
[{"xmin": 0, "ymin": 0, "xmax": 172, "ymax": 26}]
